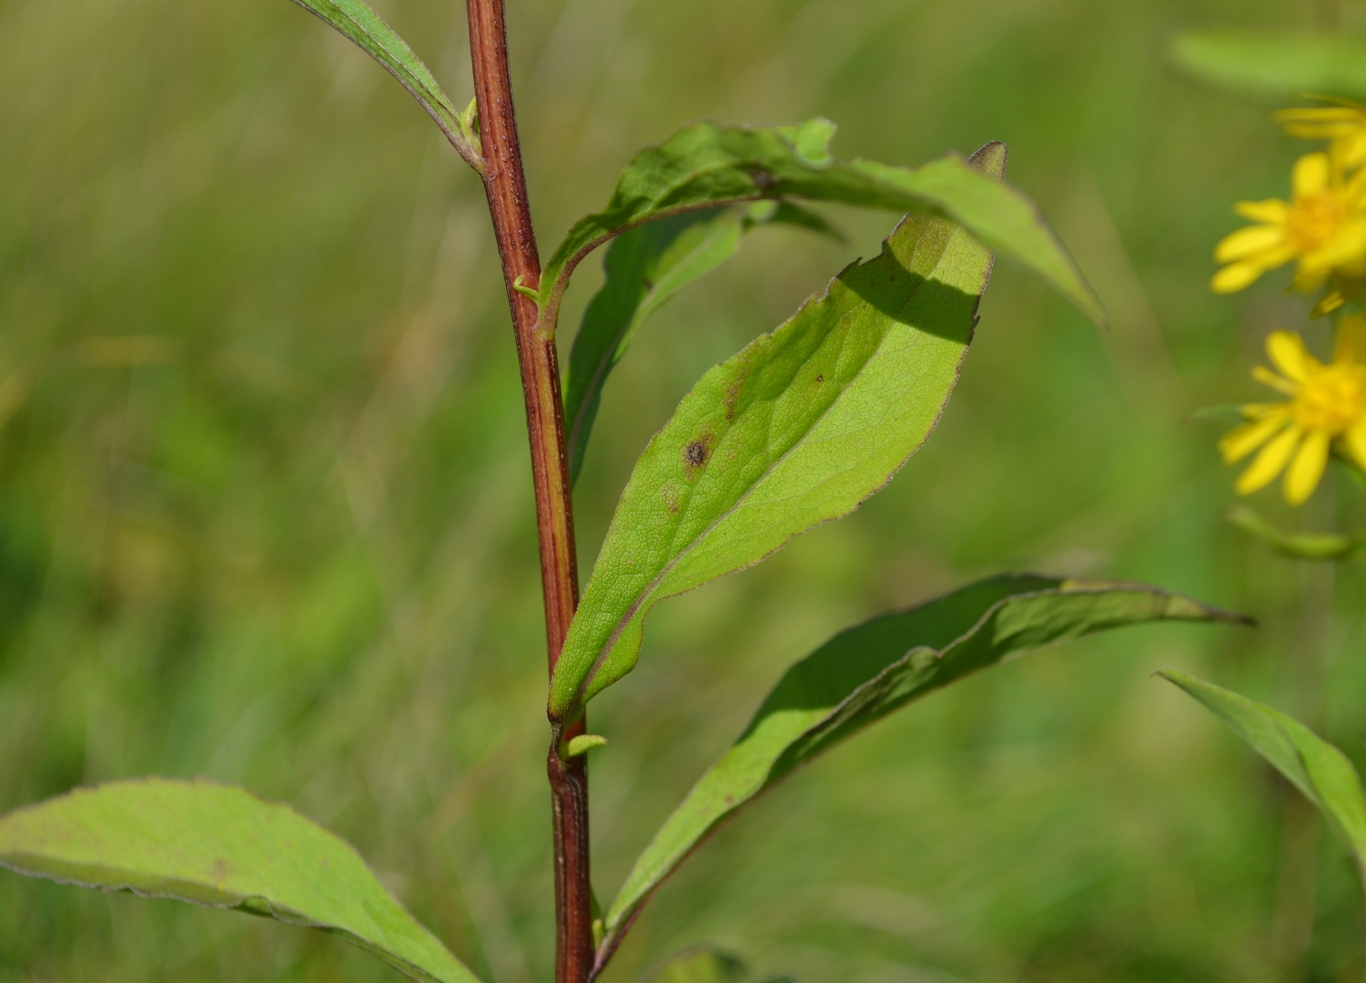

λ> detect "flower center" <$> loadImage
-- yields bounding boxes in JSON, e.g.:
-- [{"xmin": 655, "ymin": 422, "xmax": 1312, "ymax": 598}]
[
  {"xmin": 1286, "ymin": 191, "xmax": 1349, "ymax": 253},
  {"xmin": 1292, "ymin": 362, "xmax": 1366, "ymax": 433}
]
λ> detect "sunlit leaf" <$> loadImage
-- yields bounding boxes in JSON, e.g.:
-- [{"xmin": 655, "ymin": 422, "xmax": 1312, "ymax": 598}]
[
  {"xmin": 0, "ymin": 779, "xmax": 480, "ymax": 983},
  {"xmin": 1170, "ymin": 31, "xmax": 1366, "ymax": 102},
  {"xmin": 1224, "ymin": 505, "xmax": 1365, "ymax": 561},
  {"xmin": 564, "ymin": 202, "xmax": 840, "ymax": 484},
  {"xmin": 549, "ymin": 147, "xmax": 1007, "ymax": 723},
  {"xmin": 1159, "ymin": 670, "xmax": 1366, "ymax": 888},
  {"xmin": 287, "ymin": 0, "xmax": 481, "ymax": 171},
  {"xmin": 597, "ymin": 578, "xmax": 1245, "ymax": 952},
  {"xmin": 536, "ymin": 121, "xmax": 1104, "ymax": 337}
]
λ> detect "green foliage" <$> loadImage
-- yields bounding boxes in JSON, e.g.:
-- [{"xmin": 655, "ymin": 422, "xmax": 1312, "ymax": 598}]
[
  {"xmin": 564, "ymin": 203, "xmax": 837, "ymax": 484},
  {"xmin": 1170, "ymin": 31, "xmax": 1366, "ymax": 102},
  {"xmin": 536, "ymin": 121, "xmax": 1105, "ymax": 338},
  {"xmin": 549, "ymin": 146, "xmax": 1003, "ymax": 724},
  {"xmin": 1159, "ymin": 671, "xmax": 1366, "ymax": 891},
  {"xmin": 287, "ymin": 0, "xmax": 481, "ymax": 169},
  {"xmin": 603, "ymin": 577, "xmax": 1247, "ymax": 948},
  {"xmin": 0, "ymin": 779, "xmax": 479, "ymax": 983},
  {"xmin": 642, "ymin": 946, "xmax": 791, "ymax": 983},
  {"xmin": 1224, "ymin": 505, "xmax": 1366, "ymax": 561}
]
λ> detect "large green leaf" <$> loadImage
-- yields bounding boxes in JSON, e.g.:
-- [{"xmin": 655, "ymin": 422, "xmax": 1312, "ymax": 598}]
[
  {"xmin": 597, "ymin": 578, "xmax": 1245, "ymax": 955},
  {"xmin": 1170, "ymin": 31, "xmax": 1366, "ymax": 102},
  {"xmin": 549, "ymin": 145, "xmax": 1006, "ymax": 724},
  {"xmin": 0, "ymin": 778, "xmax": 480, "ymax": 983},
  {"xmin": 534, "ymin": 120, "xmax": 1105, "ymax": 338},
  {"xmin": 287, "ymin": 0, "xmax": 481, "ymax": 171},
  {"xmin": 1159, "ymin": 670, "xmax": 1366, "ymax": 888},
  {"xmin": 564, "ymin": 202, "xmax": 839, "ymax": 485}
]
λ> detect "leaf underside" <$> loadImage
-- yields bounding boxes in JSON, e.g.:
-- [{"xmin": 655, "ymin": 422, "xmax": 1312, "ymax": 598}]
[
  {"xmin": 564, "ymin": 202, "xmax": 839, "ymax": 484},
  {"xmin": 603, "ymin": 578, "xmax": 1247, "ymax": 945},
  {"xmin": 537, "ymin": 119, "xmax": 1104, "ymax": 337},
  {"xmin": 1171, "ymin": 31, "xmax": 1366, "ymax": 101},
  {"xmin": 1159, "ymin": 670, "xmax": 1366, "ymax": 888},
  {"xmin": 287, "ymin": 0, "xmax": 480, "ymax": 170},
  {"xmin": 549, "ymin": 144, "xmax": 1009, "ymax": 725},
  {"xmin": 0, "ymin": 778, "xmax": 479, "ymax": 983}
]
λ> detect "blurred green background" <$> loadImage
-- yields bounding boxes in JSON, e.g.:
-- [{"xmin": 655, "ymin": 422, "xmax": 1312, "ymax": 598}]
[{"xmin": 3, "ymin": 0, "xmax": 1366, "ymax": 980}]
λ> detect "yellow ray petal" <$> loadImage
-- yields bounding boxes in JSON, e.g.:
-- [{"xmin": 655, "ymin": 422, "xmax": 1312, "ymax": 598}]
[
  {"xmin": 1236, "ymin": 425, "xmax": 1302, "ymax": 495},
  {"xmin": 1212, "ymin": 261, "xmax": 1266, "ymax": 293},
  {"xmin": 1252, "ymin": 365, "xmax": 1300, "ymax": 396},
  {"xmin": 1220, "ymin": 412, "xmax": 1291, "ymax": 463},
  {"xmin": 1292, "ymin": 153, "xmax": 1331, "ymax": 197},
  {"xmin": 1285, "ymin": 430, "xmax": 1331, "ymax": 505},
  {"xmin": 1266, "ymin": 330, "xmax": 1320, "ymax": 383},
  {"xmin": 1235, "ymin": 199, "xmax": 1291, "ymax": 223},
  {"xmin": 1215, "ymin": 225, "xmax": 1285, "ymax": 262},
  {"xmin": 1337, "ymin": 314, "xmax": 1366, "ymax": 364},
  {"xmin": 1345, "ymin": 415, "xmax": 1366, "ymax": 472}
]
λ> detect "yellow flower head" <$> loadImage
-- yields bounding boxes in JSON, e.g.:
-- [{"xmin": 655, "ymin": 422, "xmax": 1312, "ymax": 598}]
[
  {"xmin": 1220, "ymin": 317, "xmax": 1366, "ymax": 505},
  {"xmin": 1276, "ymin": 101, "xmax": 1366, "ymax": 171},
  {"xmin": 1212, "ymin": 152, "xmax": 1366, "ymax": 294}
]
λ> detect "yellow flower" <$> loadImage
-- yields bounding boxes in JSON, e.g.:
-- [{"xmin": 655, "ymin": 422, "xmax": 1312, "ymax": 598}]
[
  {"xmin": 1212, "ymin": 152, "xmax": 1366, "ymax": 294},
  {"xmin": 1220, "ymin": 318, "xmax": 1366, "ymax": 505},
  {"xmin": 1276, "ymin": 101, "xmax": 1366, "ymax": 171}
]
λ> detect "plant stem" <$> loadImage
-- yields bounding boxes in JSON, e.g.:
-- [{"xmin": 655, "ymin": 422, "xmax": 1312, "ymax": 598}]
[{"xmin": 464, "ymin": 3, "xmax": 593, "ymax": 982}]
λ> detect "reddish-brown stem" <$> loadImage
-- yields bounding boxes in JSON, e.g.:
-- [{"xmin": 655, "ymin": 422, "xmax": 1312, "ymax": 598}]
[{"xmin": 464, "ymin": 3, "xmax": 593, "ymax": 982}]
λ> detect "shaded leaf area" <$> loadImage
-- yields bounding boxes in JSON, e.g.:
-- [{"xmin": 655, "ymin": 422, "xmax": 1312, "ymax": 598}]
[
  {"xmin": 640, "ymin": 946, "xmax": 792, "ymax": 983},
  {"xmin": 564, "ymin": 202, "xmax": 840, "ymax": 484},
  {"xmin": 1159, "ymin": 671, "xmax": 1366, "ymax": 889},
  {"xmin": 0, "ymin": 779, "xmax": 480, "ymax": 983},
  {"xmin": 1170, "ymin": 31, "xmax": 1366, "ymax": 102},
  {"xmin": 602, "ymin": 578, "xmax": 1247, "ymax": 952},
  {"xmin": 287, "ymin": 0, "xmax": 480, "ymax": 170},
  {"xmin": 549, "ymin": 146, "xmax": 1006, "ymax": 724},
  {"xmin": 1224, "ymin": 505, "xmax": 1366, "ymax": 561},
  {"xmin": 536, "ymin": 120, "xmax": 1104, "ymax": 337}
]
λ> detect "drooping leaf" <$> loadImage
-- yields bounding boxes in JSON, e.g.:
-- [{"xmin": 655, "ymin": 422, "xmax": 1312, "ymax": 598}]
[
  {"xmin": 535, "ymin": 121, "xmax": 1105, "ymax": 338},
  {"xmin": 0, "ymin": 778, "xmax": 480, "ymax": 983},
  {"xmin": 1224, "ymin": 505, "xmax": 1365, "ymax": 561},
  {"xmin": 549, "ymin": 146, "xmax": 1006, "ymax": 724},
  {"xmin": 596, "ymin": 578, "xmax": 1245, "ymax": 954},
  {"xmin": 564, "ymin": 202, "xmax": 841, "ymax": 484},
  {"xmin": 1170, "ymin": 31, "xmax": 1366, "ymax": 102},
  {"xmin": 287, "ymin": 0, "xmax": 481, "ymax": 171},
  {"xmin": 1159, "ymin": 670, "xmax": 1366, "ymax": 889}
]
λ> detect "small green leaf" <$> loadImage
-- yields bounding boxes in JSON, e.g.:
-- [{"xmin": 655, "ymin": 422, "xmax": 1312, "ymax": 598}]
[
  {"xmin": 641, "ymin": 947, "xmax": 761, "ymax": 983},
  {"xmin": 1225, "ymin": 505, "xmax": 1365, "ymax": 561},
  {"xmin": 550, "ymin": 147, "xmax": 1006, "ymax": 724},
  {"xmin": 0, "ymin": 778, "xmax": 480, "ymax": 983},
  {"xmin": 600, "ymin": 578, "xmax": 1245, "ymax": 953},
  {"xmin": 1170, "ymin": 31, "xmax": 1366, "ymax": 102},
  {"xmin": 535, "ymin": 122, "xmax": 1105, "ymax": 338},
  {"xmin": 1158, "ymin": 670, "xmax": 1366, "ymax": 889},
  {"xmin": 287, "ymin": 0, "xmax": 481, "ymax": 172},
  {"xmin": 563, "ymin": 734, "xmax": 609, "ymax": 758}
]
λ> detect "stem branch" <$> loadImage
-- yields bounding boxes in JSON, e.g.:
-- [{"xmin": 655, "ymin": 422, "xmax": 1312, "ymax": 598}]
[{"xmin": 464, "ymin": 3, "xmax": 593, "ymax": 981}]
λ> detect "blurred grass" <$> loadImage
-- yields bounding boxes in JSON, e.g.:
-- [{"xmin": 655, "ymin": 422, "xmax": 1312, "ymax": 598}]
[{"xmin": 3, "ymin": 0, "xmax": 1366, "ymax": 981}]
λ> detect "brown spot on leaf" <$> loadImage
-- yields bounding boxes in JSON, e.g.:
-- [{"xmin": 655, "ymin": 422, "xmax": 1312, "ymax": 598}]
[
  {"xmin": 815, "ymin": 373, "xmax": 824, "ymax": 383},
  {"xmin": 748, "ymin": 167, "xmax": 776, "ymax": 193},
  {"xmin": 686, "ymin": 441, "xmax": 708, "ymax": 467}
]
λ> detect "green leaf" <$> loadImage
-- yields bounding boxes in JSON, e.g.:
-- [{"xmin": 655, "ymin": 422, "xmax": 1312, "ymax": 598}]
[
  {"xmin": 643, "ymin": 948, "xmax": 748, "ymax": 983},
  {"xmin": 287, "ymin": 0, "xmax": 481, "ymax": 172},
  {"xmin": 1170, "ymin": 31, "xmax": 1366, "ymax": 102},
  {"xmin": 564, "ymin": 202, "xmax": 840, "ymax": 484},
  {"xmin": 1225, "ymin": 505, "xmax": 1365, "ymax": 561},
  {"xmin": 1158, "ymin": 670, "xmax": 1366, "ymax": 889},
  {"xmin": 0, "ymin": 778, "xmax": 480, "ymax": 983},
  {"xmin": 600, "ymin": 577, "xmax": 1246, "ymax": 953},
  {"xmin": 535, "ymin": 121, "xmax": 1105, "ymax": 339},
  {"xmin": 549, "ymin": 146, "xmax": 1005, "ymax": 724}
]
